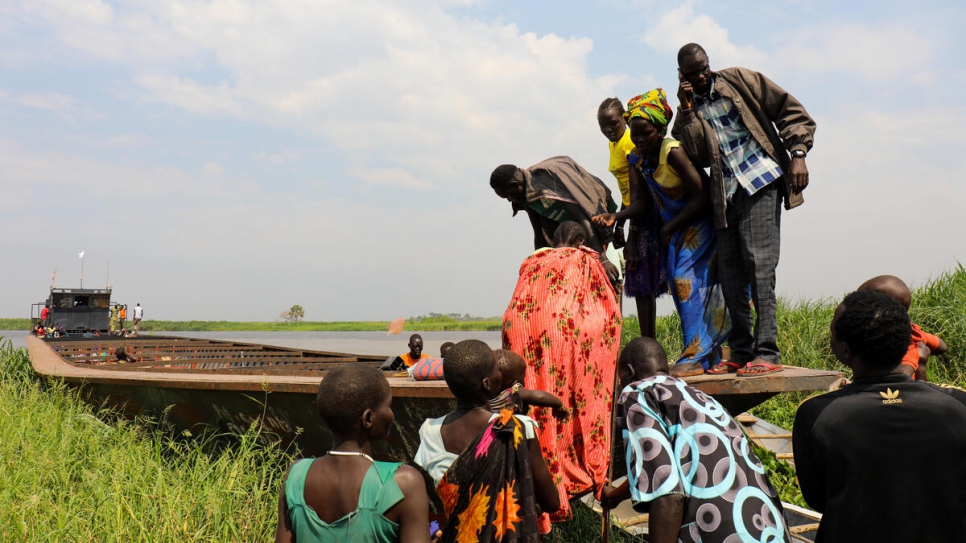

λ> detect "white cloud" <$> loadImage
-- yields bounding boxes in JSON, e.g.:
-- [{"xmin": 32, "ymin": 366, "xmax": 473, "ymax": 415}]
[
  {"xmin": 0, "ymin": 89, "xmax": 104, "ymax": 120},
  {"xmin": 347, "ymin": 166, "xmax": 434, "ymax": 190},
  {"xmin": 772, "ymin": 23, "xmax": 936, "ymax": 82},
  {"xmin": 776, "ymin": 104, "xmax": 966, "ymax": 300},
  {"xmin": 107, "ymin": 133, "xmax": 152, "ymax": 147},
  {"xmin": 254, "ymin": 150, "xmax": 302, "ymax": 164},
  {"xmin": 136, "ymin": 74, "xmax": 242, "ymax": 116},
  {"xmin": 641, "ymin": 2, "xmax": 766, "ymax": 68},
  {"xmin": 14, "ymin": 1, "xmax": 619, "ymax": 188},
  {"xmin": 202, "ymin": 162, "xmax": 225, "ymax": 176}
]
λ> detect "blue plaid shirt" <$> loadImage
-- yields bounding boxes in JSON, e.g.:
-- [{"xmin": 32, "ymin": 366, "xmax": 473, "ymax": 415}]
[{"xmin": 694, "ymin": 81, "xmax": 782, "ymax": 199}]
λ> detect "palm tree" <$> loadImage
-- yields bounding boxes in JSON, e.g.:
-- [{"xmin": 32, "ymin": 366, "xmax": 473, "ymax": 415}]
[{"xmin": 287, "ymin": 304, "xmax": 305, "ymax": 323}]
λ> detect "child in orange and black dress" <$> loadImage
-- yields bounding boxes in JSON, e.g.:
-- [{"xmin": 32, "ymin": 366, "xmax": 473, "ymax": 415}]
[
  {"xmin": 275, "ymin": 365, "xmax": 432, "ymax": 543},
  {"xmin": 596, "ymin": 97, "xmax": 668, "ymax": 338},
  {"xmin": 858, "ymin": 275, "xmax": 948, "ymax": 381},
  {"xmin": 414, "ymin": 340, "xmax": 560, "ymax": 542}
]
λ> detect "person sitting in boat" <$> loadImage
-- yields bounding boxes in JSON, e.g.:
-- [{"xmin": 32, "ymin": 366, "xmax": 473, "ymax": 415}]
[
  {"xmin": 414, "ymin": 339, "xmax": 560, "ymax": 540},
  {"xmin": 439, "ymin": 342, "xmax": 455, "ymax": 359},
  {"xmin": 276, "ymin": 364, "xmax": 433, "ymax": 543},
  {"xmin": 390, "ymin": 334, "xmax": 431, "ymax": 368},
  {"xmin": 114, "ymin": 346, "xmax": 138, "ymax": 364},
  {"xmin": 34, "ymin": 323, "xmax": 46, "ymax": 337},
  {"xmin": 600, "ymin": 337, "xmax": 790, "ymax": 543},
  {"xmin": 489, "ymin": 349, "xmax": 567, "ymax": 419},
  {"xmin": 858, "ymin": 275, "xmax": 948, "ymax": 381}
]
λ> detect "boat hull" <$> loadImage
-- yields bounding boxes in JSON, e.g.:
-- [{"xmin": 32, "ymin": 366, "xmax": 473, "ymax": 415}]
[
  {"xmin": 27, "ymin": 334, "xmax": 843, "ymax": 463},
  {"xmin": 27, "ymin": 335, "xmax": 456, "ymax": 460},
  {"xmin": 69, "ymin": 378, "xmax": 453, "ymax": 459}
]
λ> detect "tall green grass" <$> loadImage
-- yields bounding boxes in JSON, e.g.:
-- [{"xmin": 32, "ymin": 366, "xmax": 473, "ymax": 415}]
[
  {"xmin": 0, "ymin": 339, "xmax": 289, "ymax": 541},
  {"xmin": 0, "ymin": 318, "xmax": 31, "ymax": 330},
  {"xmin": 624, "ymin": 264, "xmax": 966, "ymax": 509},
  {"xmin": 747, "ymin": 264, "xmax": 966, "ymax": 430},
  {"xmin": 0, "ymin": 338, "xmax": 624, "ymax": 542}
]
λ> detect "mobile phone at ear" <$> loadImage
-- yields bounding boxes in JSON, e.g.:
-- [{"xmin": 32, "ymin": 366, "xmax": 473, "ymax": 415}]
[
  {"xmin": 429, "ymin": 520, "xmax": 440, "ymax": 536},
  {"xmin": 678, "ymin": 68, "xmax": 693, "ymax": 101}
]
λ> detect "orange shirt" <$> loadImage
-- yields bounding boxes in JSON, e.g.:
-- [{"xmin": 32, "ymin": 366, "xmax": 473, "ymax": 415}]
[
  {"xmin": 901, "ymin": 323, "xmax": 942, "ymax": 377},
  {"xmin": 398, "ymin": 352, "xmax": 431, "ymax": 368}
]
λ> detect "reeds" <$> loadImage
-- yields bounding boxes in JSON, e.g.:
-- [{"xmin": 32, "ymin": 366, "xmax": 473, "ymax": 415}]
[
  {"xmin": 634, "ymin": 264, "xmax": 966, "ymax": 508},
  {"xmin": 0, "ymin": 339, "xmax": 290, "ymax": 541}
]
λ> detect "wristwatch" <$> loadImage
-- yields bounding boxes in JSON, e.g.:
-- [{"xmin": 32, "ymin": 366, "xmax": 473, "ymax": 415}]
[{"xmin": 791, "ymin": 150, "xmax": 807, "ymax": 159}]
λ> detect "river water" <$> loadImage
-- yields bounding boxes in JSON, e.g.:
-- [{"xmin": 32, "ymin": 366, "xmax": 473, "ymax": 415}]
[{"xmin": 1, "ymin": 330, "xmax": 503, "ymax": 357}]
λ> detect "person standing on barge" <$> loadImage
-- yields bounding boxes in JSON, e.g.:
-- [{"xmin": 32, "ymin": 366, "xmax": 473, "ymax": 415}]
[
  {"xmin": 489, "ymin": 156, "xmax": 622, "ymax": 289},
  {"xmin": 672, "ymin": 43, "xmax": 816, "ymax": 376},
  {"xmin": 596, "ymin": 97, "xmax": 667, "ymax": 337}
]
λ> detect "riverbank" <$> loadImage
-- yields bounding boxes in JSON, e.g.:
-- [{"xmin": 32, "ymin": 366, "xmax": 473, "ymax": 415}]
[{"xmin": 0, "ymin": 317, "xmax": 503, "ymax": 332}]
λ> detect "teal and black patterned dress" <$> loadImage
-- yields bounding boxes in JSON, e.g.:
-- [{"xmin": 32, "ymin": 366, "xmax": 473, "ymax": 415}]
[{"xmin": 619, "ymin": 375, "xmax": 791, "ymax": 543}]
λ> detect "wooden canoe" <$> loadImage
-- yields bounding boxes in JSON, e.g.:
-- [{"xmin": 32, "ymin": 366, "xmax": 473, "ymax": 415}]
[{"xmin": 27, "ymin": 334, "xmax": 843, "ymax": 462}]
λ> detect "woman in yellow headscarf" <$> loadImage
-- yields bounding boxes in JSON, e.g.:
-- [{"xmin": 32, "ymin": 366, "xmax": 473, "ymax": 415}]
[{"xmin": 595, "ymin": 89, "xmax": 729, "ymax": 377}]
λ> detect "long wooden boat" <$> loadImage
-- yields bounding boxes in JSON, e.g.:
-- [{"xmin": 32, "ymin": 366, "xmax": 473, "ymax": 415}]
[
  {"xmin": 27, "ymin": 334, "xmax": 843, "ymax": 463},
  {"xmin": 27, "ymin": 334, "xmax": 451, "ymax": 460}
]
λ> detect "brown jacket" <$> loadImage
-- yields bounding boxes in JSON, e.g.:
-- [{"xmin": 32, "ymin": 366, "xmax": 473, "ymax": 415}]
[
  {"xmin": 521, "ymin": 155, "xmax": 616, "ymax": 250},
  {"xmin": 671, "ymin": 67, "xmax": 816, "ymax": 229}
]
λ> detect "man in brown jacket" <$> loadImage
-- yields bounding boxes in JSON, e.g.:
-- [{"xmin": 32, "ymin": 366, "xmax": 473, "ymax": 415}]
[
  {"xmin": 490, "ymin": 156, "xmax": 621, "ymax": 283},
  {"xmin": 671, "ymin": 43, "xmax": 816, "ymax": 375}
]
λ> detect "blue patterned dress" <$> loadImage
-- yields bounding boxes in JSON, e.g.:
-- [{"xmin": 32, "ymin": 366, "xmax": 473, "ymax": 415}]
[
  {"xmin": 631, "ymin": 139, "xmax": 729, "ymax": 369},
  {"xmin": 619, "ymin": 375, "xmax": 791, "ymax": 543}
]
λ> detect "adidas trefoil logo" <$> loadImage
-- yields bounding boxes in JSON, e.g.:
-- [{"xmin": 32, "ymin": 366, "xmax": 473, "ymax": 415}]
[{"xmin": 880, "ymin": 388, "xmax": 903, "ymax": 405}]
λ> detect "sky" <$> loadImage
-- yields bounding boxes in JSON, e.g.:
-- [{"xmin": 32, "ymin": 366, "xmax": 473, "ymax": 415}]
[{"xmin": 2, "ymin": 0, "xmax": 965, "ymax": 321}]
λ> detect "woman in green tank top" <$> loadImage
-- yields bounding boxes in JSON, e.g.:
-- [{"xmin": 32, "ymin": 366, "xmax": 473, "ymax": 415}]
[{"xmin": 275, "ymin": 365, "xmax": 433, "ymax": 543}]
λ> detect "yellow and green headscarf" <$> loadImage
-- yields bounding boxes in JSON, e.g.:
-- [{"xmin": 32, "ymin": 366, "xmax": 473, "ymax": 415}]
[{"xmin": 624, "ymin": 88, "xmax": 673, "ymax": 137}]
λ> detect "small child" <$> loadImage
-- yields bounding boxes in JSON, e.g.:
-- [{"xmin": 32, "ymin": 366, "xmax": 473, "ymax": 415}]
[
  {"xmin": 414, "ymin": 340, "xmax": 559, "ymax": 541},
  {"xmin": 490, "ymin": 349, "xmax": 568, "ymax": 419},
  {"xmin": 551, "ymin": 221, "xmax": 589, "ymax": 249},
  {"xmin": 858, "ymin": 275, "xmax": 948, "ymax": 381},
  {"xmin": 276, "ymin": 365, "xmax": 431, "ymax": 543},
  {"xmin": 439, "ymin": 341, "xmax": 455, "ymax": 359}
]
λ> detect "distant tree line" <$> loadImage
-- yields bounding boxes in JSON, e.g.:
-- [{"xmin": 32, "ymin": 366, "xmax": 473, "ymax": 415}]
[{"xmin": 407, "ymin": 313, "xmax": 497, "ymax": 322}]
